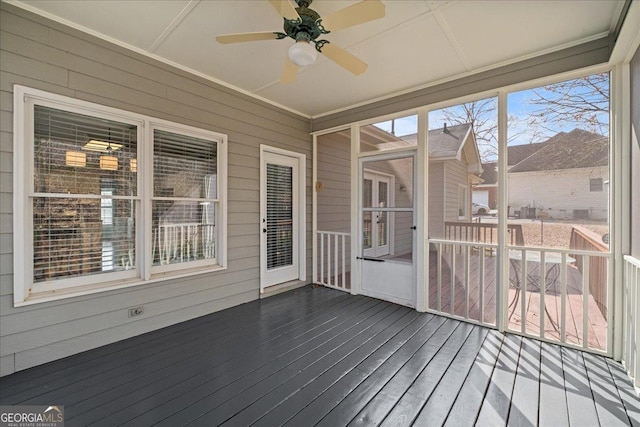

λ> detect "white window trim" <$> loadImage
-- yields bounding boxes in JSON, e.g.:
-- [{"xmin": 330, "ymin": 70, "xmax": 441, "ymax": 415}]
[
  {"xmin": 147, "ymin": 119, "xmax": 227, "ymax": 278},
  {"xmin": 458, "ymin": 184, "xmax": 468, "ymax": 220},
  {"xmin": 13, "ymin": 85, "xmax": 227, "ymax": 306}
]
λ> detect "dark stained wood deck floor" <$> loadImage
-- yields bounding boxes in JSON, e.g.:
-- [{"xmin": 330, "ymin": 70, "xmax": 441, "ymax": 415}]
[{"xmin": 1, "ymin": 286, "xmax": 638, "ymax": 426}]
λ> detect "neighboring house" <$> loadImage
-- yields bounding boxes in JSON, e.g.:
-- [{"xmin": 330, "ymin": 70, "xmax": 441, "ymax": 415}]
[
  {"xmin": 473, "ymin": 141, "xmax": 550, "ymax": 209},
  {"xmin": 425, "ymin": 123, "xmax": 483, "ymax": 238},
  {"xmin": 508, "ymin": 128, "xmax": 608, "ymax": 220}
]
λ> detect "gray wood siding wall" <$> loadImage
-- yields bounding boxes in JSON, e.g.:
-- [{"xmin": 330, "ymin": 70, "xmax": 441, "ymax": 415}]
[
  {"xmin": 0, "ymin": 3, "xmax": 311, "ymax": 376},
  {"xmin": 317, "ymin": 132, "xmax": 350, "ymax": 234},
  {"xmin": 316, "ymin": 132, "xmax": 351, "ymax": 276}
]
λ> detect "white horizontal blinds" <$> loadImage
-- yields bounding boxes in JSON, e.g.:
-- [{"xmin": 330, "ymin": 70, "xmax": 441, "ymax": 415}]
[
  {"xmin": 266, "ymin": 163, "xmax": 294, "ymax": 270},
  {"xmin": 32, "ymin": 106, "xmax": 138, "ymax": 283},
  {"xmin": 33, "ymin": 105, "xmax": 138, "ymax": 196},
  {"xmin": 152, "ymin": 129, "xmax": 218, "ymax": 266}
]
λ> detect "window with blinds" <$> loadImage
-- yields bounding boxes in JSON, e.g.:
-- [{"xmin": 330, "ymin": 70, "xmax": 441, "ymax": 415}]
[
  {"xmin": 14, "ymin": 86, "xmax": 227, "ymax": 303},
  {"xmin": 32, "ymin": 105, "xmax": 138, "ymax": 284},
  {"xmin": 152, "ymin": 129, "xmax": 218, "ymax": 267},
  {"xmin": 266, "ymin": 163, "xmax": 293, "ymax": 270}
]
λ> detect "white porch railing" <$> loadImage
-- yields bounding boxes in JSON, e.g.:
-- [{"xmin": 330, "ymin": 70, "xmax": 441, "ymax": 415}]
[
  {"xmin": 505, "ymin": 245, "xmax": 611, "ymax": 354},
  {"xmin": 428, "ymin": 240, "xmax": 498, "ymax": 329},
  {"xmin": 428, "ymin": 239, "xmax": 611, "ymax": 354},
  {"xmin": 623, "ymin": 255, "xmax": 640, "ymax": 390},
  {"xmin": 315, "ymin": 231, "xmax": 350, "ymax": 291},
  {"xmin": 153, "ymin": 223, "xmax": 216, "ymax": 265}
]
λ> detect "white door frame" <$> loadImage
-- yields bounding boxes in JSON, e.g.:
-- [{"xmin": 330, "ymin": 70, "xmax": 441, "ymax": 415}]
[{"xmin": 260, "ymin": 145, "xmax": 306, "ymax": 292}]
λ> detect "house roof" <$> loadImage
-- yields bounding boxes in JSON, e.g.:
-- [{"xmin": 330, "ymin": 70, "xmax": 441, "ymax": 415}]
[
  {"xmin": 476, "ymin": 141, "xmax": 549, "ymax": 186},
  {"xmin": 427, "ymin": 123, "xmax": 473, "ymax": 159},
  {"xmin": 509, "ymin": 128, "xmax": 608, "ymax": 173},
  {"xmin": 477, "ymin": 161, "xmax": 498, "ymax": 186},
  {"xmin": 397, "ymin": 123, "xmax": 474, "ymax": 157}
]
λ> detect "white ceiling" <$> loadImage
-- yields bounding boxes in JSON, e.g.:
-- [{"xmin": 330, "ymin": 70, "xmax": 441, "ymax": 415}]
[{"xmin": 13, "ymin": 0, "xmax": 625, "ymax": 117}]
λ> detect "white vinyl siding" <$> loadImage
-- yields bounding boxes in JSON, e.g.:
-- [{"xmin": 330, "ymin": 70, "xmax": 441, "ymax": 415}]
[
  {"xmin": 444, "ymin": 160, "xmax": 470, "ymax": 223},
  {"xmin": 509, "ymin": 168, "xmax": 609, "ymax": 220},
  {"xmin": 428, "ymin": 162, "xmax": 445, "ymax": 239}
]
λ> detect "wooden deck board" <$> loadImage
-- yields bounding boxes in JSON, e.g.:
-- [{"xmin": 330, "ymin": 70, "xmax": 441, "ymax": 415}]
[
  {"xmin": 508, "ymin": 337, "xmax": 542, "ymax": 426},
  {"xmin": 539, "ymin": 342, "xmax": 571, "ymax": 426},
  {"xmin": 0, "ymin": 286, "xmax": 637, "ymax": 427},
  {"xmin": 82, "ymin": 297, "xmax": 380, "ymax": 426}
]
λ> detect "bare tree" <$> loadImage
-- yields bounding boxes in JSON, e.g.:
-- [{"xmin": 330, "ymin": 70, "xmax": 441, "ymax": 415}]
[
  {"xmin": 438, "ymin": 98, "xmax": 498, "ymax": 161},
  {"xmin": 438, "ymin": 98, "xmax": 528, "ymax": 161},
  {"xmin": 527, "ymin": 73, "xmax": 609, "ymax": 136}
]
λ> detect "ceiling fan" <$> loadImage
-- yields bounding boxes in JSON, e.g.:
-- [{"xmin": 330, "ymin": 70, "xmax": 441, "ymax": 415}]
[{"xmin": 216, "ymin": 0, "xmax": 385, "ymax": 83}]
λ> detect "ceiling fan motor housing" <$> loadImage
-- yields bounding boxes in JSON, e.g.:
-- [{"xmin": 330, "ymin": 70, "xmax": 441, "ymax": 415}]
[{"xmin": 283, "ymin": 3, "xmax": 326, "ymax": 44}]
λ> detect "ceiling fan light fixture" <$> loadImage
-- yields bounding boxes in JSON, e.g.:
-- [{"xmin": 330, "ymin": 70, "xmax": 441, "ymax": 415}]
[{"xmin": 288, "ymin": 40, "xmax": 317, "ymax": 67}]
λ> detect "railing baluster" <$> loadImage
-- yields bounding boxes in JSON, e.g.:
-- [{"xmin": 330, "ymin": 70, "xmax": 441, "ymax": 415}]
[
  {"xmin": 521, "ymin": 249, "xmax": 527, "ymax": 335},
  {"xmin": 451, "ymin": 246, "xmax": 456, "ymax": 315},
  {"xmin": 327, "ymin": 233, "xmax": 332, "ymax": 286},
  {"xmin": 561, "ymin": 253, "xmax": 567, "ymax": 343},
  {"xmin": 583, "ymin": 254, "xmax": 590, "ymax": 349},
  {"xmin": 334, "ymin": 234, "xmax": 338, "ymax": 288},
  {"xmin": 540, "ymin": 251, "xmax": 546, "ymax": 340},
  {"xmin": 465, "ymin": 245, "xmax": 470, "ymax": 319},
  {"xmin": 341, "ymin": 235, "xmax": 347, "ymax": 289},
  {"xmin": 320, "ymin": 233, "xmax": 325, "ymax": 285},
  {"xmin": 479, "ymin": 248, "xmax": 485, "ymax": 324},
  {"xmin": 437, "ymin": 243, "xmax": 442, "ymax": 312}
]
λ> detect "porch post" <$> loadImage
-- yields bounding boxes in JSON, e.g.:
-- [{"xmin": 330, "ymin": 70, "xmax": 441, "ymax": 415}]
[
  {"xmin": 350, "ymin": 124, "xmax": 361, "ymax": 295},
  {"xmin": 416, "ymin": 108, "xmax": 429, "ymax": 312},
  {"xmin": 612, "ymin": 63, "xmax": 631, "ymax": 360},
  {"xmin": 497, "ymin": 91, "xmax": 509, "ymax": 331},
  {"xmin": 312, "ymin": 134, "xmax": 318, "ymax": 285}
]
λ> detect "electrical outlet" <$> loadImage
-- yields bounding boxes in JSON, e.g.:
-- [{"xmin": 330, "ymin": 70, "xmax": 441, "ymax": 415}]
[{"xmin": 128, "ymin": 306, "xmax": 144, "ymax": 317}]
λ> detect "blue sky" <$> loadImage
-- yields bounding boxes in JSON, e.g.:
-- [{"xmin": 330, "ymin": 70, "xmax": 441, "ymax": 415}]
[{"xmin": 373, "ymin": 73, "xmax": 609, "ymax": 157}]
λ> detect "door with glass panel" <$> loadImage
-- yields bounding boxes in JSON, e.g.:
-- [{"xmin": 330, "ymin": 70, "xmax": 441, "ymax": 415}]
[
  {"xmin": 360, "ymin": 153, "xmax": 416, "ymax": 307},
  {"xmin": 363, "ymin": 171, "xmax": 391, "ymax": 258},
  {"xmin": 261, "ymin": 150, "xmax": 300, "ymax": 288}
]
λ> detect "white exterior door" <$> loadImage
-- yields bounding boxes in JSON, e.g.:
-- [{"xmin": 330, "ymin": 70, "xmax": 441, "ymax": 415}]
[
  {"xmin": 260, "ymin": 148, "xmax": 304, "ymax": 289},
  {"xmin": 359, "ymin": 153, "xmax": 416, "ymax": 307}
]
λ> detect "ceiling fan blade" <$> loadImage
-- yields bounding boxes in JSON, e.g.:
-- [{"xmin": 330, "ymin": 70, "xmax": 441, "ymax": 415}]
[
  {"xmin": 320, "ymin": 43, "xmax": 368, "ymax": 75},
  {"xmin": 216, "ymin": 32, "xmax": 280, "ymax": 44},
  {"xmin": 280, "ymin": 58, "xmax": 299, "ymax": 83},
  {"xmin": 269, "ymin": 0, "xmax": 300, "ymax": 21},
  {"xmin": 320, "ymin": 0, "xmax": 385, "ymax": 32}
]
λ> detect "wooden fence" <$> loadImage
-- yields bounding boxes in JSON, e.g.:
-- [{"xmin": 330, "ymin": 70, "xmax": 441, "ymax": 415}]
[
  {"xmin": 569, "ymin": 225, "xmax": 609, "ymax": 317},
  {"xmin": 444, "ymin": 221, "xmax": 524, "ymax": 247}
]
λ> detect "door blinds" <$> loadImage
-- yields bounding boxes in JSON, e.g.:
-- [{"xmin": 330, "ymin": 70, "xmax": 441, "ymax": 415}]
[{"xmin": 266, "ymin": 163, "xmax": 294, "ymax": 270}]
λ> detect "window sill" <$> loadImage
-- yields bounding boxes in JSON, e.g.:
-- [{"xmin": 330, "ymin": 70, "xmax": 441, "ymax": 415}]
[{"xmin": 15, "ymin": 264, "xmax": 227, "ymax": 307}]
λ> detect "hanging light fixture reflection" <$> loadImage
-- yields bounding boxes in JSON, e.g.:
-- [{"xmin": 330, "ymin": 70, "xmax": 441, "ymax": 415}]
[
  {"xmin": 65, "ymin": 151, "xmax": 86, "ymax": 167},
  {"xmin": 130, "ymin": 158, "xmax": 137, "ymax": 172},
  {"xmin": 99, "ymin": 137, "xmax": 118, "ymax": 171},
  {"xmin": 66, "ymin": 124, "xmax": 86, "ymax": 167}
]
